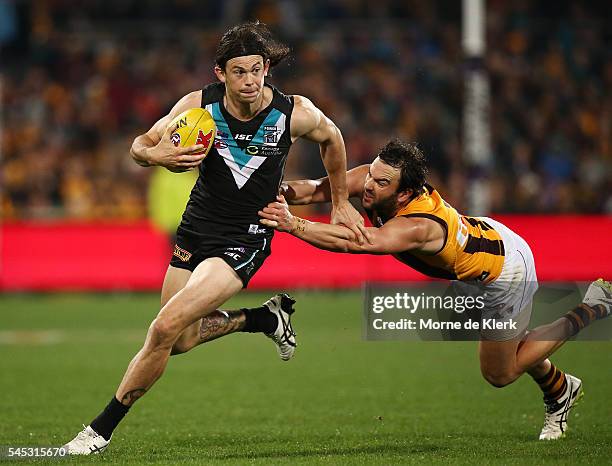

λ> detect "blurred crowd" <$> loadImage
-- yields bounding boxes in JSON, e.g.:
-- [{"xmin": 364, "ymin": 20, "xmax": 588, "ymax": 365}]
[{"xmin": 1, "ymin": 0, "xmax": 610, "ymax": 220}]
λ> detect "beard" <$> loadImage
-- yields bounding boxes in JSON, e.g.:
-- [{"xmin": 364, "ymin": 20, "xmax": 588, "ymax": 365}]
[{"xmin": 369, "ymin": 195, "xmax": 400, "ymax": 222}]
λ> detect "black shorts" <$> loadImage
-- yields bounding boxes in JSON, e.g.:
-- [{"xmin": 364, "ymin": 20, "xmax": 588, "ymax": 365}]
[{"xmin": 169, "ymin": 228, "xmax": 272, "ymax": 288}]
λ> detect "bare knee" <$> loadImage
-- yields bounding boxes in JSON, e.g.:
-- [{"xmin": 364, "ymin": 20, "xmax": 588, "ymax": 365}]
[
  {"xmin": 148, "ymin": 317, "xmax": 181, "ymax": 351},
  {"xmin": 479, "ymin": 340, "xmax": 524, "ymax": 388},
  {"xmin": 481, "ymin": 368, "xmax": 520, "ymax": 388}
]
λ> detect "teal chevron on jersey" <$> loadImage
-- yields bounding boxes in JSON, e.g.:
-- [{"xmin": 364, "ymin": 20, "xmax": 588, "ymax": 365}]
[
  {"xmin": 252, "ymin": 108, "xmax": 284, "ymax": 146},
  {"xmin": 210, "ymin": 103, "xmax": 284, "ymax": 162},
  {"xmin": 208, "ymin": 102, "xmax": 285, "ymax": 189}
]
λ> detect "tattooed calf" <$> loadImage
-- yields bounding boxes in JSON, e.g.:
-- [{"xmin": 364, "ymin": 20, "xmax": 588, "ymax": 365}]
[
  {"xmin": 199, "ymin": 310, "xmax": 245, "ymax": 343},
  {"xmin": 121, "ymin": 388, "xmax": 147, "ymax": 406}
]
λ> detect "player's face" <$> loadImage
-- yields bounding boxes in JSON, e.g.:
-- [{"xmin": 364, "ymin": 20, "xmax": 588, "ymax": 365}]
[
  {"xmin": 362, "ymin": 157, "xmax": 402, "ymax": 212},
  {"xmin": 218, "ymin": 55, "xmax": 269, "ymax": 104}
]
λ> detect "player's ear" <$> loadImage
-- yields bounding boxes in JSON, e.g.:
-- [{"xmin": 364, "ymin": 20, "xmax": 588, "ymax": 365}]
[
  {"xmin": 397, "ymin": 189, "xmax": 413, "ymax": 204},
  {"xmin": 263, "ymin": 59, "xmax": 270, "ymax": 77},
  {"xmin": 214, "ymin": 65, "xmax": 226, "ymax": 83}
]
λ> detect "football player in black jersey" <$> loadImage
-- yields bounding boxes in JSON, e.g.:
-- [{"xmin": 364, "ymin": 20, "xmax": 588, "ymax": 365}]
[{"xmin": 63, "ymin": 21, "xmax": 370, "ymax": 455}]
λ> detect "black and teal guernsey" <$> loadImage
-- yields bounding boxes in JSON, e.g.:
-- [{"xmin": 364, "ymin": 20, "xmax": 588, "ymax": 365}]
[{"xmin": 178, "ymin": 82, "xmax": 294, "ymax": 248}]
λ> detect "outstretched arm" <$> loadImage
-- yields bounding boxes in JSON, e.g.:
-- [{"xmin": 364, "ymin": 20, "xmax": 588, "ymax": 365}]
[
  {"xmin": 291, "ymin": 95, "xmax": 370, "ymax": 242},
  {"xmin": 282, "ymin": 164, "xmax": 370, "ymax": 205},
  {"xmin": 259, "ymin": 196, "xmax": 429, "ymax": 254}
]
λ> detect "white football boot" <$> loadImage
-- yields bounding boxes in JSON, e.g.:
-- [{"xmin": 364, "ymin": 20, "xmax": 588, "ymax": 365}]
[
  {"xmin": 583, "ymin": 278, "xmax": 612, "ymax": 316},
  {"xmin": 539, "ymin": 374, "xmax": 583, "ymax": 440},
  {"xmin": 263, "ymin": 293, "xmax": 297, "ymax": 361},
  {"xmin": 63, "ymin": 425, "xmax": 110, "ymax": 455}
]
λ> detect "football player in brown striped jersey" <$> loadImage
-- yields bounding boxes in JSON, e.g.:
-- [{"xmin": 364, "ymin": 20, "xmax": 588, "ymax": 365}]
[{"xmin": 259, "ymin": 138, "xmax": 612, "ymax": 440}]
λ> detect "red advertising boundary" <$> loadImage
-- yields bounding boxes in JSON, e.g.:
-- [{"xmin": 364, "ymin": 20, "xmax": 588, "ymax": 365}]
[{"xmin": 1, "ymin": 216, "xmax": 610, "ymax": 291}]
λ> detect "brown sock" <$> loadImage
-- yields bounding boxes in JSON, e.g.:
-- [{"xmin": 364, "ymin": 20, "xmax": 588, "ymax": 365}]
[
  {"xmin": 564, "ymin": 303, "xmax": 607, "ymax": 336},
  {"xmin": 533, "ymin": 363, "xmax": 567, "ymax": 402}
]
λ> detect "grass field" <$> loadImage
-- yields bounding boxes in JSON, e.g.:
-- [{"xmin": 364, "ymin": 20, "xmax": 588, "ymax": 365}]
[{"xmin": 0, "ymin": 292, "xmax": 610, "ymax": 465}]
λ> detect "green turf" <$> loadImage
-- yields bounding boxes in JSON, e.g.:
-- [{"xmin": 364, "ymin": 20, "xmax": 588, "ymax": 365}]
[{"xmin": 0, "ymin": 292, "xmax": 610, "ymax": 465}]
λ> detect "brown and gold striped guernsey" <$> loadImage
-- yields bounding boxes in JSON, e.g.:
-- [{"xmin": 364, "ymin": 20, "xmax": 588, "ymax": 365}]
[{"xmin": 369, "ymin": 185, "xmax": 505, "ymax": 283}]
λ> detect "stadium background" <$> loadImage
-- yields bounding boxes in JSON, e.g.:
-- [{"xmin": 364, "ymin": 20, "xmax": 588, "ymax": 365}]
[
  {"xmin": 1, "ymin": 1, "xmax": 611, "ymax": 464},
  {"xmin": 1, "ymin": 0, "xmax": 611, "ymax": 289}
]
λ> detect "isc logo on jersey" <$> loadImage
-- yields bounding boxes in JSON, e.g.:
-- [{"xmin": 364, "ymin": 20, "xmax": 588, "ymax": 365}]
[{"xmin": 168, "ymin": 108, "xmax": 217, "ymax": 156}]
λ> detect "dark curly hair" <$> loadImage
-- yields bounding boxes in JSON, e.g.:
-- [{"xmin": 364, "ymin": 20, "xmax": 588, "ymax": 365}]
[
  {"xmin": 377, "ymin": 139, "xmax": 428, "ymax": 195},
  {"xmin": 215, "ymin": 21, "xmax": 290, "ymax": 71}
]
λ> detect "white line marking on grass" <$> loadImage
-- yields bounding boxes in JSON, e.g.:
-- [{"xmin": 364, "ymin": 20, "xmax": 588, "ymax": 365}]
[
  {"xmin": 0, "ymin": 330, "xmax": 147, "ymax": 345},
  {"xmin": 0, "ymin": 330, "xmax": 65, "ymax": 345}
]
